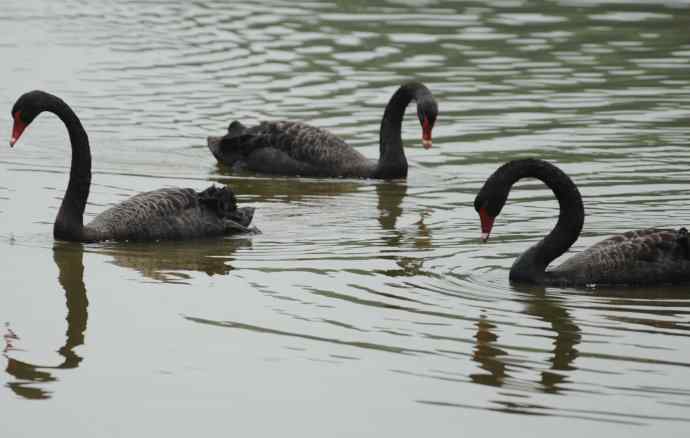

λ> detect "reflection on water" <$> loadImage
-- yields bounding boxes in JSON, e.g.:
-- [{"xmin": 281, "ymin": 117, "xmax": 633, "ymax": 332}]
[
  {"xmin": 212, "ymin": 174, "xmax": 367, "ymax": 204},
  {"xmin": 521, "ymin": 287, "xmax": 581, "ymax": 393},
  {"xmin": 471, "ymin": 313, "xmax": 508, "ymax": 387},
  {"xmin": 449, "ymin": 287, "xmax": 581, "ymax": 393},
  {"xmin": 3, "ymin": 243, "xmax": 88, "ymax": 400},
  {"xmin": 377, "ymin": 182, "xmax": 407, "ymax": 232},
  {"xmin": 376, "ymin": 182, "xmax": 433, "ymax": 277},
  {"xmin": 96, "ymin": 237, "xmax": 253, "ymax": 283}
]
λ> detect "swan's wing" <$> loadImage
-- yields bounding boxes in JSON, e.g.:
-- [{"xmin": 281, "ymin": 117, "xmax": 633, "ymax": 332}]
[
  {"xmin": 86, "ymin": 187, "xmax": 253, "ymax": 241},
  {"xmin": 88, "ymin": 187, "xmax": 195, "ymax": 224},
  {"xmin": 217, "ymin": 121, "xmax": 370, "ymax": 171},
  {"xmin": 583, "ymin": 228, "xmax": 672, "ymax": 251},
  {"xmin": 554, "ymin": 228, "xmax": 690, "ymax": 285}
]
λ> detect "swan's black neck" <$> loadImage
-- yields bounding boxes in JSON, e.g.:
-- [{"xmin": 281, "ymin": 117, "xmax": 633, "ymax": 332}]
[
  {"xmin": 48, "ymin": 96, "xmax": 91, "ymax": 241},
  {"xmin": 375, "ymin": 82, "xmax": 431, "ymax": 179},
  {"xmin": 499, "ymin": 160, "xmax": 584, "ymax": 283}
]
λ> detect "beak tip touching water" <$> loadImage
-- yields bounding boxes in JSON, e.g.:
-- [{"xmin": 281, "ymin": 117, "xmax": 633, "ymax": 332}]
[
  {"xmin": 422, "ymin": 139, "xmax": 432, "ymax": 149},
  {"xmin": 480, "ymin": 232, "xmax": 490, "ymax": 242},
  {"xmin": 9, "ymin": 137, "xmax": 16, "ymax": 147}
]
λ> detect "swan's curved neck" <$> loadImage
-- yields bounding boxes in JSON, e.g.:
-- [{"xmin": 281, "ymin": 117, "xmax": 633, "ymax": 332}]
[
  {"xmin": 50, "ymin": 98, "xmax": 92, "ymax": 241},
  {"xmin": 375, "ymin": 83, "xmax": 430, "ymax": 179},
  {"xmin": 506, "ymin": 161, "xmax": 584, "ymax": 283}
]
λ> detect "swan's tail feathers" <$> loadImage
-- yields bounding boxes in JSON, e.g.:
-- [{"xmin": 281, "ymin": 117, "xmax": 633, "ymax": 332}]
[
  {"xmin": 223, "ymin": 207, "xmax": 258, "ymax": 234},
  {"xmin": 198, "ymin": 185, "xmax": 238, "ymax": 216},
  {"xmin": 198, "ymin": 186, "xmax": 257, "ymax": 233},
  {"xmin": 227, "ymin": 120, "xmax": 247, "ymax": 136},
  {"xmin": 231, "ymin": 206, "xmax": 255, "ymax": 228},
  {"xmin": 207, "ymin": 120, "xmax": 249, "ymax": 165},
  {"xmin": 206, "ymin": 135, "xmax": 230, "ymax": 163}
]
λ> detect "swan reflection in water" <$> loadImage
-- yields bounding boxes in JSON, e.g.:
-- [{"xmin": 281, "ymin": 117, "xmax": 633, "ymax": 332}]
[
  {"xmin": 470, "ymin": 285, "xmax": 581, "ymax": 394},
  {"xmin": 376, "ymin": 182, "xmax": 432, "ymax": 278},
  {"xmin": 3, "ymin": 243, "xmax": 88, "ymax": 400},
  {"xmin": 2, "ymin": 236, "xmax": 251, "ymax": 398},
  {"xmin": 95, "ymin": 237, "xmax": 252, "ymax": 284},
  {"xmin": 210, "ymin": 173, "xmax": 365, "ymax": 203},
  {"xmin": 208, "ymin": 177, "xmax": 430, "ymax": 279},
  {"xmin": 469, "ymin": 283, "xmax": 690, "ymax": 397}
]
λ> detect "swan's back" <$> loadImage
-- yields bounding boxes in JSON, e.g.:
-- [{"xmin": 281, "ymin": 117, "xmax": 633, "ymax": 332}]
[
  {"xmin": 550, "ymin": 228, "xmax": 690, "ymax": 286},
  {"xmin": 209, "ymin": 121, "xmax": 374, "ymax": 177},
  {"xmin": 84, "ymin": 187, "xmax": 253, "ymax": 242}
]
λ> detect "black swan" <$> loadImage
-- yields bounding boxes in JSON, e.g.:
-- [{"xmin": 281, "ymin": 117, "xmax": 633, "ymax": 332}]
[
  {"xmin": 10, "ymin": 90, "xmax": 255, "ymax": 242},
  {"xmin": 474, "ymin": 159, "xmax": 690, "ymax": 286},
  {"xmin": 207, "ymin": 82, "xmax": 438, "ymax": 179}
]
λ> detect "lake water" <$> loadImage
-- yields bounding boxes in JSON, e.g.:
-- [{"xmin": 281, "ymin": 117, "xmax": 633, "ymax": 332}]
[{"xmin": 1, "ymin": 0, "xmax": 690, "ymax": 436}]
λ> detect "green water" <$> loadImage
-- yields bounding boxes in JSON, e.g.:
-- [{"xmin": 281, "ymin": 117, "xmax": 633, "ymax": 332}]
[{"xmin": 1, "ymin": 1, "xmax": 690, "ymax": 436}]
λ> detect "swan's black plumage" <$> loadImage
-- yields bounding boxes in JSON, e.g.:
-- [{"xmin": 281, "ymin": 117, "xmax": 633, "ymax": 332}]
[
  {"xmin": 207, "ymin": 82, "xmax": 438, "ymax": 179},
  {"xmin": 474, "ymin": 159, "xmax": 690, "ymax": 286},
  {"xmin": 211, "ymin": 120, "xmax": 373, "ymax": 177},
  {"xmin": 10, "ymin": 90, "xmax": 255, "ymax": 242}
]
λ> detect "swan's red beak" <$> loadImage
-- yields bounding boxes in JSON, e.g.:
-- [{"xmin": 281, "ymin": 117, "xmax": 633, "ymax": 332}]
[
  {"xmin": 10, "ymin": 111, "xmax": 26, "ymax": 147},
  {"xmin": 422, "ymin": 117, "xmax": 432, "ymax": 149},
  {"xmin": 479, "ymin": 207, "xmax": 495, "ymax": 242}
]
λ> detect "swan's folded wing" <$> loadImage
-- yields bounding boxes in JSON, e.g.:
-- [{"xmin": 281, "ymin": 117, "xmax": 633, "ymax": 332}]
[
  {"xmin": 85, "ymin": 188, "xmax": 229, "ymax": 241},
  {"xmin": 582, "ymin": 228, "xmax": 670, "ymax": 251},
  {"xmin": 225, "ymin": 121, "xmax": 368, "ymax": 168},
  {"xmin": 555, "ymin": 228, "xmax": 690, "ymax": 285}
]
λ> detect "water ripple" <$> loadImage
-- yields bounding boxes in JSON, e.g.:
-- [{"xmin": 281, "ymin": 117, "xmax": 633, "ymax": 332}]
[{"xmin": 1, "ymin": 0, "xmax": 690, "ymax": 432}]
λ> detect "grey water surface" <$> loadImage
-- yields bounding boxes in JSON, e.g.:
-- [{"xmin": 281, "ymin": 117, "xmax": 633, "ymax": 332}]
[{"xmin": 1, "ymin": 0, "xmax": 690, "ymax": 436}]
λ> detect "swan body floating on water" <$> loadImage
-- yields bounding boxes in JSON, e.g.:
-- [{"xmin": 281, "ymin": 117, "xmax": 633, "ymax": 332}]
[
  {"xmin": 207, "ymin": 82, "xmax": 438, "ymax": 179},
  {"xmin": 474, "ymin": 159, "xmax": 690, "ymax": 287},
  {"xmin": 10, "ymin": 90, "xmax": 255, "ymax": 242}
]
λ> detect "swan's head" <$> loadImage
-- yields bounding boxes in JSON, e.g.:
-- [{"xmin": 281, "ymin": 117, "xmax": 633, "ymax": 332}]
[
  {"xmin": 10, "ymin": 90, "xmax": 54, "ymax": 147},
  {"xmin": 417, "ymin": 97, "xmax": 437, "ymax": 150},
  {"xmin": 474, "ymin": 169, "xmax": 511, "ymax": 242}
]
